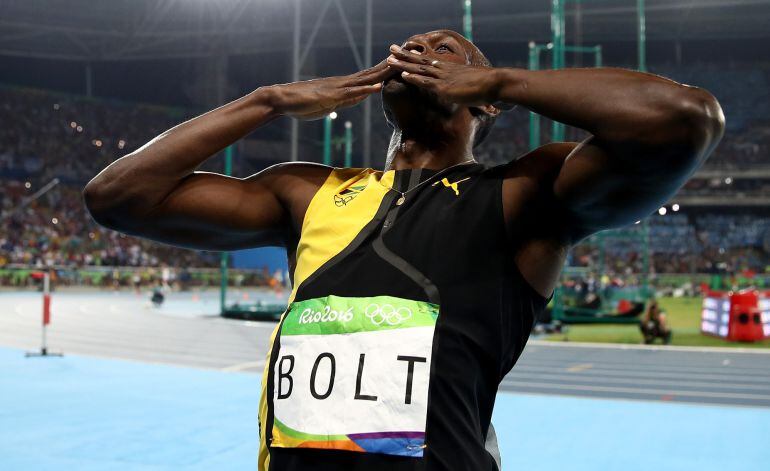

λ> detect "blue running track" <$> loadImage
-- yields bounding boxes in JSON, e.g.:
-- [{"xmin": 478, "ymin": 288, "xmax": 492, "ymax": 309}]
[{"xmin": 1, "ymin": 346, "xmax": 768, "ymax": 470}]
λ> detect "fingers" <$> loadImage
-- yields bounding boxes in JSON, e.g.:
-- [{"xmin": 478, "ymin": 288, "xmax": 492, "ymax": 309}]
[
  {"xmin": 335, "ymin": 88, "xmax": 380, "ymax": 111},
  {"xmin": 398, "ymin": 71, "xmax": 439, "ymax": 91},
  {"xmin": 336, "ymin": 94, "xmax": 370, "ymax": 110},
  {"xmin": 388, "ymin": 44, "xmax": 438, "ymax": 66},
  {"xmin": 382, "ymin": 45, "xmax": 441, "ymax": 90},
  {"xmin": 295, "ymin": 90, "xmax": 373, "ymax": 120},
  {"xmin": 386, "ymin": 55, "xmax": 441, "ymax": 78},
  {"xmin": 341, "ymin": 83, "xmax": 382, "ymax": 99},
  {"xmin": 362, "ymin": 59, "xmax": 390, "ymax": 75},
  {"xmin": 351, "ymin": 59, "xmax": 397, "ymax": 85}
]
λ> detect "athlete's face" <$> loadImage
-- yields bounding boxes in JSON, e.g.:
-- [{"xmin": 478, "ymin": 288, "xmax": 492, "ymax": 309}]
[{"xmin": 381, "ymin": 30, "xmax": 473, "ymax": 125}]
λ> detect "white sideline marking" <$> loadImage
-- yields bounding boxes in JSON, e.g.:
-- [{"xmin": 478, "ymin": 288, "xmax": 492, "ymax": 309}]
[
  {"xmin": 512, "ymin": 363, "xmax": 770, "ymax": 383},
  {"xmin": 222, "ymin": 360, "xmax": 265, "ymax": 372},
  {"xmin": 495, "ymin": 389, "xmax": 770, "ymax": 411},
  {"xmin": 504, "ymin": 380, "xmax": 770, "ymax": 401},
  {"xmin": 529, "ymin": 340, "xmax": 770, "ymax": 355},
  {"xmin": 503, "ymin": 371, "xmax": 770, "ymax": 391}
]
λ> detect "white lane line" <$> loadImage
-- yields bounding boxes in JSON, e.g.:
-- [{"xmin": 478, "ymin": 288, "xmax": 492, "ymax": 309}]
[
  {"xmin": 208, "ymin": 318, "xmax": 278, "ymax": 328},
  {"xmin": 511, "ymin": 363, "xmax": 770, "ymax": 384},
  {"xmin": 529, "ymin": 340, "xmax": 770, "ymax": 355},
  {"xmin": 0, "ymin": 338, "xmax": 256, "ymax": 372},
  {"xmin": 495, "ymin": 389, "xmax": 770, "ymax": 410},
  {"xmin": 78, "ymin": 303, "xmax": 100, "ymax": 315},
  {"xmin": 519, "ymin": 360, "xmax": 770, "ymax": 376},
  {"xmin": 566, "ymin": 363, "xmax": 593, "ymax": 372},
  {"xmin": 5, "ymin": 330, "xmax": 259, "ymax": 358},
  {"xmin": 500, "ymin": 380, "xmax": 770, "ymax": 402},
  {"xmin": 222, "ymin": 361, "xmax": 265, "ymax": 372},
  {"xmin": 503, "ymin": 371, "xmax": 770, "ymax": 392},
  {"xmin": 13, "ymin": 301, "xmax": 39, "ymax": 317}
]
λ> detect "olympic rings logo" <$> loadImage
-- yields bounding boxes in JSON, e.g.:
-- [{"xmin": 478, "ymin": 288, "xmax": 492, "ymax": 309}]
[
  {"xmin": 299, "ymin": 306, "xmax": 354, "ymax": 324},
  {"xmin": 365, "ymin": 303, "xmax": 412, "ymax": 326}
]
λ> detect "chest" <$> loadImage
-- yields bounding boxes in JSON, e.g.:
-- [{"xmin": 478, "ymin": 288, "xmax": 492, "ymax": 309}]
[{"xmin": 378, "ymin": 175, "xmax": 509, "ymax": 284}]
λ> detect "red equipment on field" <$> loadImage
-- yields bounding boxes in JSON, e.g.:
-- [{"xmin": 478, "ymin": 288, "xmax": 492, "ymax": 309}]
[
  {"xmin": 701, "ymin": 288, "xmax": 770, "ymax": 342},
  {"xmin": 25, "ymin": 271, "xmax": 63, "ymax": 357}
]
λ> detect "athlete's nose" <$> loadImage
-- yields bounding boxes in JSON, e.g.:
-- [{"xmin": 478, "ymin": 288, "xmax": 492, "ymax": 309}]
[{"xmin": 402, "ymin": 40, "xmax": 426, "ymax": 55}]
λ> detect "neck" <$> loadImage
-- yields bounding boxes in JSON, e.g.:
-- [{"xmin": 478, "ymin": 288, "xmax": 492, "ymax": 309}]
[{"xmin": 384, "ymin": 129, "xmax": 475, "ymax": 171}]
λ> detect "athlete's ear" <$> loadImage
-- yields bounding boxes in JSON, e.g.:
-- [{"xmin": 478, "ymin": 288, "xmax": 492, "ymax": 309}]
[
  {"xmin": 473, "ymin": 104, "xmax": 502, "ymax": 118},
  {"xmin": 469, "ymin": 104, "xmax": 502, "ymax": 120}
]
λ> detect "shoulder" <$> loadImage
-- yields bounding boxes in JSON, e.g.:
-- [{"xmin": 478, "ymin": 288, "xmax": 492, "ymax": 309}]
[
  {"xmin": 482, "ymin": 143, "xmax": 581, "ymax": 210},
  {"xmin": 250, "ymin": 161, "xmax": 333, "ymax": 185},
  {"xmin": 245, "ymin": 162, "xmax": 332, "ymax": 199},
  {"xmin": 497, "ymin": 142, "xmax": 580, "ymax": 183},
  {"xmin": 491, "ymin": 143, "xmax": 581, "ymax": 235},
  {"xmin": 243, "ymin": 162, "xmax": 334, "ymax": 231}
]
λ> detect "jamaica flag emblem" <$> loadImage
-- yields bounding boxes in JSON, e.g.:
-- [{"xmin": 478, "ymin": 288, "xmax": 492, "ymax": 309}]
[{"xmin": 334, "ymin": 185, "xmax": 366, "ymax": 207}]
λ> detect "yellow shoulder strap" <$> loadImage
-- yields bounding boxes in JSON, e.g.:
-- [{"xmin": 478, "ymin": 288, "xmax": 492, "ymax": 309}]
[{"xmin": 257, "ymin": 166, "xmax": 394, "ymax": 470}]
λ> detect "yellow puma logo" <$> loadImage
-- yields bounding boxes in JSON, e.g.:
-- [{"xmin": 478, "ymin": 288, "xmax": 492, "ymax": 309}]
[{"xmin": 432, "ymin": 177, "xmax": 470, "ymax": 196}]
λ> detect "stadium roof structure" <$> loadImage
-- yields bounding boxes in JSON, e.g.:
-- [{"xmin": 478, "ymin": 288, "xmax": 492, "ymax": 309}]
[{"xmin": 2, "ymin": 0, "xmax": 770, "ymax": 61}]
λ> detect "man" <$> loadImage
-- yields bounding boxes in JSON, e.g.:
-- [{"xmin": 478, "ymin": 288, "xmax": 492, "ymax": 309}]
[
  {"xmin": 640, "ymin": 300, "xmax": 673, "ymax": 344},
  {"xmin": 84, "ymin": 30, "xmax": 723, "ymax": 471}
]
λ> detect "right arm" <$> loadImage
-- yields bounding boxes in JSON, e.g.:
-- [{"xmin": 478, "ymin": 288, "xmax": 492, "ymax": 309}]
[{"xmin": 83, "ymin": 60, "xmax": 393, "ymax": 250}]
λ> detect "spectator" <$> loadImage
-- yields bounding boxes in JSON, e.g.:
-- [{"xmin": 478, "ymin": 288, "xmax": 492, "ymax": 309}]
[{"xmin": 640, "ymin": 300, "xmax": 672, "ymax": 345}]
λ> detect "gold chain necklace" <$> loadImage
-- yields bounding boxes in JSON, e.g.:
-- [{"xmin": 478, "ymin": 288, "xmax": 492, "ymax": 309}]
[{"xmin": 387, "ymin": 159, "xmax": 475, "ymax": 206}]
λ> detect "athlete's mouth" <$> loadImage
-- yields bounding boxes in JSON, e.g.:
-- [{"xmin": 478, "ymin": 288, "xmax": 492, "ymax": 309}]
[
  {"xmin": 383, "ymin": 73, "xmax": 419, "ymax": 96},
  {"xmin": 384, "ymin": 74, "xmax": 406, "ymax": 87}
]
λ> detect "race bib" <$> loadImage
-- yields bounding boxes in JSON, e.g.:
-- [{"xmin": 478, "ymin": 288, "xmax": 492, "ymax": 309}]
[{"xmin": 270, "ymin": 295, "xmax": 439, "ymax": 457}]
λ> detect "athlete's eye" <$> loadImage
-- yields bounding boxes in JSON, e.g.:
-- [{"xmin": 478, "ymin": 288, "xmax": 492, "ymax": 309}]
[{"xmin": 436, "ymin": 44, "xmax": 452, "ymax": 53}]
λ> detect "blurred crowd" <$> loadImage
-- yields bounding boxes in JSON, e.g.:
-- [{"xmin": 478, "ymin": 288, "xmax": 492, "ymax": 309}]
[
  {"xmin": 1, "ymin": 66, "xmax": 768, "ymax": 275},
  {"xmin": 570, "ymin": 213, "xmax": 770, "ymax": 275},
  {"xmin": 0, "ymin": 86, "xmax": 188, "ymax": 185},
  {"xmin": 706, "ymin": 124, "xmax": 770, "ymax": 169},
  {"xmin": 0, "ymin": 86, "xmax": 225, "ymax": 271},
  {"xmin": 1, "ymin": 180, "xmax": 218, "ymax": 268}
]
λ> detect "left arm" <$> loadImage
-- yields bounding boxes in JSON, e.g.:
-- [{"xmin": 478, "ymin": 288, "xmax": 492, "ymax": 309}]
[{"xmin": 492, "ymin": 67, "xmax": 725, "ymax": 240}]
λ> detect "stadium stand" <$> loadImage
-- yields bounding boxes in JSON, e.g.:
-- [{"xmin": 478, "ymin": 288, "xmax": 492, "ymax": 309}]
[
  {"xmin": 1, "ymin": 180, "xmax": 218, "ymax": 268},
  {"xmin": 0, "ymin": 86, "xmax": 221, "ymax": 273},
  {"xmin": 1, "ymin": 62, "xmax": 769, "ymax": 278}
]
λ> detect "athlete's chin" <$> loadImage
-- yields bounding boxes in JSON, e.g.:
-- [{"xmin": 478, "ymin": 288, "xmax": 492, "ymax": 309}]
[
  {"xmin": 382, "ymin": 78, "xmax": 434, "ymax": 107},
  {"xmin": 382, "ymin": 79, "xmax": 453, "ymax": 123},
  {"xmin": 382, "ymin": 76, "xmax": 410, "ymax": 95}
]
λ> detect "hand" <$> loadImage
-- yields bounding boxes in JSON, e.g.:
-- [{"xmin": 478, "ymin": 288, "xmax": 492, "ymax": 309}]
[
  {"xmin": 270, "ymin": 60, "xmax": 395, "ymax": 120},
  {"xmin": 385, "ymin": 45, "xmax": 513, "ymax": 110}
]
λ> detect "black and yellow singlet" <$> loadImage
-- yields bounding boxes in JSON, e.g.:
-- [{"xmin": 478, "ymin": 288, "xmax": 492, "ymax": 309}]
[{"xmin": 258, "ymin": 162, "xmax": 547, "ymax": 471}]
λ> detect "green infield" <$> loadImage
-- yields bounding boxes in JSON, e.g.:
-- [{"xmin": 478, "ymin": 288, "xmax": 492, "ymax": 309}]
[{"xmin": 546, "ymin": 297, "xmax": 770, "ymax": 348}]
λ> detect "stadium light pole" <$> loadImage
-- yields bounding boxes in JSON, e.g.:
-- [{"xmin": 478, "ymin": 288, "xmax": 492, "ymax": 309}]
[
  {"xmin": 462, "ymin": 0, "xmax": 473, "ymax": 41},
  {"xmin": 363, "ymin": 0, "xmax": 373, "ymax": 168},
  {"xmin": 528, "ymin": 42, "xmax": 541, "ymax": 151},
  {"xmin": 637, "ymin": 0, "xmax": 647, "ymax": 72},
  {"xmin": 344, "ymin": 121, "xmax": 353, "ymax": 167},
  {"xmin": 551, "ymin": 0, "xmax": 566, "ymax": 141},
  {"xmin": 220, "ymin": 145, "xmax": 234, "ymax": 314},
  {"xmin": 595, "ymin": 45, "xmax": 602, "ymax": 67},
  {"xmin": 323, "ymin": 112, "xmax": 337, "ymax": 166},
  {"xmin": 291, "ymin": 0, "xmax": 301, "ymax": 162}
]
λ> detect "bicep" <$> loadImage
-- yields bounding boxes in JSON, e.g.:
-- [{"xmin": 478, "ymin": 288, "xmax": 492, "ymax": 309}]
[{"xmin": 138, "ymin": 171, "xmax": 288, "ymax": 250}]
